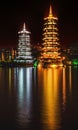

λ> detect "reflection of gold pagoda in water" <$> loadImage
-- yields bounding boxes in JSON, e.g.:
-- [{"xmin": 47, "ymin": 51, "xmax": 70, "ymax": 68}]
[
  {"xmin": 38, "ymin": 67, "xmax": 62, "ymax": 130},
  {"xmin": 40, "ymin": 5, "xmax": 62, "ymax": 66}
]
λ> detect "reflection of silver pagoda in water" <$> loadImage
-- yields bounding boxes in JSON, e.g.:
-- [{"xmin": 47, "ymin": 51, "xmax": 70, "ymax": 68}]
[
  {"xmin": 16, "ymin": 23, "xmax": 33, "ymax": 63},
  {"xmin": 39, "ymin": 5, "xmax": 62, "ymax": 66}
]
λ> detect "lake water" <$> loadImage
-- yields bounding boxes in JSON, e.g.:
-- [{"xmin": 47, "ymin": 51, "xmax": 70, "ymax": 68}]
[{"xmin": 0, "ymin": 66, "xmax": 78, "ymax": 130}]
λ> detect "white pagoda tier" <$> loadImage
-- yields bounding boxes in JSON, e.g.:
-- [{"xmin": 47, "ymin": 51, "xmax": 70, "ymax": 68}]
[
  {"xmin": 17, "ymin": 23, "xmax": 33, "ymax": 62},
  {"xmin": 40, "ymin": 5, "xmax": 62, "ymax": 65}
]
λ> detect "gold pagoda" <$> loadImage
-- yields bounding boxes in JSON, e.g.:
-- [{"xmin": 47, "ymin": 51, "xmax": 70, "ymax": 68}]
[{"xmin": 40, "ymin": 5, "xmax": 62, "ymax": 66}]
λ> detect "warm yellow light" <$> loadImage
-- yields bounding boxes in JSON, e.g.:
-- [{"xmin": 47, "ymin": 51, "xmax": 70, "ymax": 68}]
[
  {"xmin": 40, "ymin": 4, "xmax": 62, "ymax": 65},
  {"xmin": 62, "ymin": 56, "xmax": 65, "ymax": 60},
  {"xmin": 38, "ymin": 63, "xmax": 42, "ymax": 68},
  {"xmin": 38, "ymin": 68, "xmax": 62, "ymax": 129},
  {"xmin": 50, "ymin": 64, "xmax": 57, "ymax": 68}
]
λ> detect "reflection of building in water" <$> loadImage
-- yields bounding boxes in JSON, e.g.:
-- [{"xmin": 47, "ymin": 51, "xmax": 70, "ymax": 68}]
[
  {"xmin": 38, "ymin": 67, "xmax": 62, "ymax": 130},
  {"xmin": 15, "ymin": 67, "xmax": 33, "ymax": 127},
  {"xmin": 62, "ymin": 67, "xmax": 66, "ymax": 110},
  {"xmin": 62, "ymin": 66, "xmax": 72, "ymax": 110},
  {"xmin": 69, "ymin": 66, "xmax": 72, "ymax": 94},
  {"xmin": 8, "ymin": 68, "xmax": 12, "ymax": 93}
]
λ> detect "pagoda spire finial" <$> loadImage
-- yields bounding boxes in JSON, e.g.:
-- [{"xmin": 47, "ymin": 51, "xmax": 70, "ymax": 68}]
[
  {"xmin": 23, "ymin": 22, "xmax": 26, "ymax": 31},
  {"xmin": 49, "ymin": 5, "xmax": 52, "ymax": 17}
]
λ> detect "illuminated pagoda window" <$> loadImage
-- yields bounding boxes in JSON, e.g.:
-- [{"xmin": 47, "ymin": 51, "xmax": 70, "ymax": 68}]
[
  {"xmin": 17, "ymin": 23, "xmax": 33, "ymax": 62},
  {"xmin": 40, "ymin": 5, "xmax": 62, "ymax": 64}
]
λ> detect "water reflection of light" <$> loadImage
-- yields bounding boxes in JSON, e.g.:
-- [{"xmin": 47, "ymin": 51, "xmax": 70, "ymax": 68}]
[
  {"xmin": 18, "ymin": 68, "xmax": 24, "ymax": 101},
  {"xmin": 62, "ymin": 66, "xmax": 72, "ymax": 110},
  {"xmin": 16, "ymin": 67, "xmax": 33, "ymax": 127},
  {"xmin": 33, "ymin": 68, "xmax": 37, "ymax": 88},
  {"xmin": 8, "ymin": 68, "xmax": 11, "ymax": 93},
  {"xmin": 26, "ymin": 67, "xmax": 32, "ymax": 101},
  {"xmin": 0, "ymin": 68, "xmax": 3, "ymax": 87},
  {"xmin": 41, "ymin": 68, "xmax": 61, "ymax": 130},
  {"xmin": 69, "ymin": 66, "xmax": 72, "ymax": 95},
  {"xmin": 62, "ymin": 67, "xmax": 66, "ymax": 109}
]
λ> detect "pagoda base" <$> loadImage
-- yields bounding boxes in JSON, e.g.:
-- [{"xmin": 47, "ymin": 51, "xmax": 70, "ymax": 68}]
[{"xmin": 39, "ymin": 59, "xmax": 63, "ymax": 68}]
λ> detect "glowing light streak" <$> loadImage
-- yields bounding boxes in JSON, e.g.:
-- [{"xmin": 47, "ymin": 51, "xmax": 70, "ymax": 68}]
[
  {"xmin": 62, "ymin": 67, "xmax": 66, "ymax": 110},
  {"xmin": 69, "ymin": 66, "xmax": 72, "ymax": 98},
  {"xmin": 41, "ymin": 68, "xmax": 61, "ymax": 129}
]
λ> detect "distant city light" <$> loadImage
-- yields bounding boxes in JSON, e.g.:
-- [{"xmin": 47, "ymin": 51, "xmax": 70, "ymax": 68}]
[
  {"xmin": 33, "ymin": 60, "xmax": 39, "ymax": 67},
  {"xmin": 72, "ymin": 59, "xmax": 78, "ymax": 65}
]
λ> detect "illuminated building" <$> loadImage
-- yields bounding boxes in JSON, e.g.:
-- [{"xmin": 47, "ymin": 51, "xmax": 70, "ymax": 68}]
[
  {"xmin": 17, "ymin": 23, "xmax": 33, "ymax": 62},
  {"xmin": 40, "ymin": 5, "xmax": 62, "ymax": 65},
  {"xmin": 0, "ymin": 48, "xmax": 16, "ymax": 62},
  {"xmin": 11, "ymin": 48, "xmax": 17, "ymax": 60}
]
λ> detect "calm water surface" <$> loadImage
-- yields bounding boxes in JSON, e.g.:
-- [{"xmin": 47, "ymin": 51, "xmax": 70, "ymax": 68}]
[{"xmin": 0, "ymin": 66, "xmax": 78, "ymax": 130}]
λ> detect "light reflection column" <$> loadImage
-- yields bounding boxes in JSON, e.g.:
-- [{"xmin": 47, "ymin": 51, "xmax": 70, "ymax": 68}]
[
  {"xmin": 41, "ymin": 67, "xmax": 62, "ymax": 130},
  {"xmin": 26, "ymin": 68, "xmax": 32, "ymax": 104},
  {"xmin": 62, "ymin": 67, "xmax": 66, "ymax": 109},
  {"xmin": 69, "ymin": 66, "xmax": 72, "ymax": 97},
  {"xmin": 15, "ymin": 67, "xmax": 33, "ymax": 127},
  {"xmin": 18, "ymin": 68, "xmax": 24, "ymax": 103},
  {"xmin": 62, "ymin": 66, "xmax": 72, "ymax": 110}
]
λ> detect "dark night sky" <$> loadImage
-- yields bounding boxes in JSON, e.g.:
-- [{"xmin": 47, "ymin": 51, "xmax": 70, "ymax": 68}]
[{"xmin": 0, "ymin": 0, "xmax": 78, "ymax": 48}]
